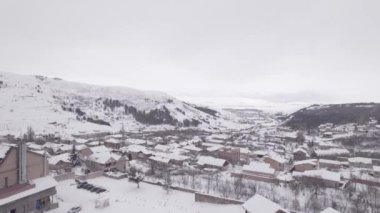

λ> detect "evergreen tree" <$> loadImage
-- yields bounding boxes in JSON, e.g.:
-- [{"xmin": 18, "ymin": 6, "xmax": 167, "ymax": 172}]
[{"xmin": 69, "ymin": 144, "xmax": 81, "ymax": 167}]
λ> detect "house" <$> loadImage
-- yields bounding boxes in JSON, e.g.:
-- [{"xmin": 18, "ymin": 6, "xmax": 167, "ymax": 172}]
[
  {"xmin": 264, "ymin": 152, "xmax": 286, "ymax": 171},
  {"xmin": 0, "ymin": 142, "xmax": 58, "ymax": 213},
  {"xmin": 76, "ymin": 145, "xmax": 93, "ymax": 158},
  {"xmin": 154, "ymin": 144, "xmax": 171, "ymax": 153},
  {"xmin": 48, "ymin": 153, "xmax": 72, "ymax": 172},
  {"xmin": 217, "ymin": 147, "xmax": 241, "ymax": 164},
  {"xmin": 236, "ymin": 162, "xmax": 277, "ymax": 183},
  {"xmin": 43, "ymin": 142, "xmax": 72, "ymax": 155},
  {"xmin": 85, "ymin": 146, "xmax": 127, "ymax": 172},
  {"xmin": 314, "ymin": 148, "xmax": 350, "ymax": 160},
  {"xmin": 252, "ymin": 150, "xmax": 267, "ymax": 158},
  {"xmin": 293, "ymin": 159, "xmax": 318, "ymax": 172},
  {"xmin": 182, "ymin": 145, "xmax": 202, "ymax": 154},
  {"xmin": 320, "ymin": 207, "xmax": 341, "ymax": 213},
  {"xmin": 239, "ymin": 148, "xmax": 253, "ymax": 160},
  {"xmin": 318, "ymin": 159, "xmax": 342, "ymax": 171},
  {"xmin": 148, "ymin": 155, "xmax": 170, "ymax": 168},
  {"xmin": 322, "ymin": 132, "xmax": 333, "ymax": 138},
  {"xmin": 242, "ymin": 194, "xmax": 289, "ymax": 213},
  {"xmin": 196, "ymin": 156, "xmax": 228, "ymax": 170},
  {"xmin": 348, "ymin": 157, "xmax": 373, "ymax": 169},
  {"xmin": 154, "ymin": 152, "xmax": 190, "ymax": 166},
  {"xmin": 373, "ymin": 166, "xmax": 380, "ymax": 178},
  {"xmin": 293, "ymin": 169, "xmax": 342, "ymax": 188},
  {"xmin": 293, "ymin": 147, "xmax": 309, "ymax": 161},
  {"xmin": 124, "ymin": 144, "xmax": 153, "ymax": 160},
  {"xmin": 104, "ymin": 138, "xmax": 123, "ymax": 150}
]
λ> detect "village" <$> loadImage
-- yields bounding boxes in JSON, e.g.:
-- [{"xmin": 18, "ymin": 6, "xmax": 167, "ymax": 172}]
[{"xmin": 1, "ymin": 114, "xmax": 380, "ymax": 213}]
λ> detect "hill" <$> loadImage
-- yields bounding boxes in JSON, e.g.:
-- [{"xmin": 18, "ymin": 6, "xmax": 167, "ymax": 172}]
[
  {"xmin": 0, "ymin": 72, "xmax": 239, "ymax": 137},
  {"xmin": 284, "ymin": 103, "xmax": 380, "ymax": 130}
]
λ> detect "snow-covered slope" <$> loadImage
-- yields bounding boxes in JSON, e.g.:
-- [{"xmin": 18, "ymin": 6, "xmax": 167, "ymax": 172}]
[{"xmin": 0, "ymin": 72, "xmax": 240, "ymax": 136}]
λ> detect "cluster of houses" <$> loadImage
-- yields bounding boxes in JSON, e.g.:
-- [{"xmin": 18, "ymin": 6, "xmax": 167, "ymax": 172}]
[{"xmin": 0, "ymin": 116, "xmax": 379, "ymax": 213}]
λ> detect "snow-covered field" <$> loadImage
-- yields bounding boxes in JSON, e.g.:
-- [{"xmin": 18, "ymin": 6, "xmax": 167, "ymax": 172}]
[{"xmin": 51, "ymin": 177, "xmax": 244, "ymax": 213}]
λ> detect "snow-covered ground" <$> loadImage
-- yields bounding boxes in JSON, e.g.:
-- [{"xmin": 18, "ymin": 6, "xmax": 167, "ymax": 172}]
[{"xmin": 51, "ymin": 177, "xmax": 244, "ymax": 213}]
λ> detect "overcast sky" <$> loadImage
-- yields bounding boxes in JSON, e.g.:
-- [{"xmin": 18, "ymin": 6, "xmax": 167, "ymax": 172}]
[{"xmin": 1, "ymin": 0, "xmax": 379, "ymax": 104}]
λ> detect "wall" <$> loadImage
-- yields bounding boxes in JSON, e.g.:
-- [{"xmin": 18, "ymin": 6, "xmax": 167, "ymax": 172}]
[
  {"xmin": 195, "ymin": 192, "xmax": 243, "ymax": 205},
  {"xmin": 0, "ymin": 148, "xmax": 18, "ymax": 189},
  {"xmin": 27, "ymin": 151, "xmax": 47, "ymax": 180},
  {"xmin": 294, "ymin": 163, "xmax": 316, "ymax": 172},
  {"xmin": 0, "ymin": 187, "xmax": 57, "ymax": 213},
  {"xmin": 231, "ymin": 172, "xmax": 278, "ymax": 184}
]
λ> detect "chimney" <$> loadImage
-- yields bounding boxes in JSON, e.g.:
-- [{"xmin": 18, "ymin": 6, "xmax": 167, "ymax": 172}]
[{"xmin": 18, "ymin": 141, "xmax": 27, "ymax": 184}]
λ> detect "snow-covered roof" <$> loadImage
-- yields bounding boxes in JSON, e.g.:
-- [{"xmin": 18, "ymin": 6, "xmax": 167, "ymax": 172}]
[
  {"xmin": 207, "ymin": 146, "xmax": 222, "ymax": 152},
  {"xmin": 0, "ymin": 143, "xmax": 13, "ymax": 160},
  {"xmin": 243, "ymin": 162, "xmax": 275, "ymax": 175},
  {"xmin": 154, "ymin": 144, "xmax": 171, "ymax": 152},
  {"xmin": 0, "ymin": 176, "xmax": 57, "ymax": 206},
  {"xmin": 149, "ymin": 155, "xmax": 170, "ymax": 164},
  {"xmin": 105, "ymin": 138, "xmax": 121, "ymax": 144},
  {"xmin": 182, "ymin": 145, "xmax": 202, "ymax": 152},
  {"xmin": 26, "ymin": 142, "xmax": 44, "ymax": 150},
  {"xmin": 293, "ymin": 169, "xmax": 341, "ymax": 182},
  {"xmin": 154, "ymin": 152, "xmax": 190, "ymax": 162},
  {"xmin": 239, "ymin": 148, "xmax": 251, "ymax": 154},
  {"xmin": 201, "ymin": 142, "xmax": 223, "ymax": 147},
  {"xmin": 320, "ymin": 207, "xmax": 341, "ymax": 213},
  {"xmin": 76, "ymin": 144, "xmax": 88, "ymax": 151},
  {"xmin": 197, "ymin": 156, "xmax": 227, "ymax": 168},
  {"xmin": 266, "ymin": 151, "xmax": 286, "ymax": 164},
  {"xmin": 348, "ymin": 157, "xmax": 372, "ymax": 164},
  {"xmin": 294, "ymin": 159, "xmax": 317, "ymax": 166},
  {"xmin": 243, "ymin": 194, "xmax": 289, "ymax": 213},
  {"xmin": 318, "ymin": 141, "xmax": 339, "ymax": 148},
  {"xmin": 48, "ymin": 153, "xmax": 70, "ymax": 165},
  {"xmin": 293, "ymin": 147, "xmax": 309, "ymax": 155},
  {"xmin": 373, "ymin": 166, "xmax": 380, "ymax": 172},
  {"xmin": 253, "ymin": 150, "xmax": 267, "ymax": 156},
  {"xmin": 88, "ymin": 145, "xmax": 123, "ymax": 164},
  {"xmin": 87, "ymin": 141, "xmax": 102, "ymax": 146},
  {"xmin": 319, "ymin": 159, "xmax": 341, "ymax": 165},
  {"xmin": 315, "ymin": 148, "xmax": 349, "ymax": 156},
  {"xmin": 126, "ymin": 144, "xmax": 152, "ymax": 155},
  {"xmin": 126, "ymin": 138, "xmax": 146, "ymax": 145},
  {"xmin": 75, "ymin": 138, "xmax": 88, "ymax": 144}
]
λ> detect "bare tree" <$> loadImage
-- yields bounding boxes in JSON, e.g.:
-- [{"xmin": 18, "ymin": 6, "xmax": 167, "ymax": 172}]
[
  {"xmin": 220, "ymin": 179, "xmax": 232, "ymax": 198},
  {"xmin": 233, "ymin": 174, "xmax": 244, "ymax": 200},
  {"xmin": 163, "ymin": 171, "xmax": 172, "ymax": 194},
  {"xmin": 128, "ymin": 166, "xmax": 144, "ymax": 188},
  {"xmin": 23, "ymin": 126, "xmax": 35, "ymax": 142}
]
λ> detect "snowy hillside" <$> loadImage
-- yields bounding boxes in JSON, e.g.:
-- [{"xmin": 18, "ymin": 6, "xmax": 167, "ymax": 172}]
[{"xmin": 0, "ymin": 72, "xmax": 240, "ymax": 136}]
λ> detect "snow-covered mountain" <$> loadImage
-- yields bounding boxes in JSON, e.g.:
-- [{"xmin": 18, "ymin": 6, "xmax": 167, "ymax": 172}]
[{"xmin": 0, "ymin": 72, "xmax": 240, "ymax": 137}]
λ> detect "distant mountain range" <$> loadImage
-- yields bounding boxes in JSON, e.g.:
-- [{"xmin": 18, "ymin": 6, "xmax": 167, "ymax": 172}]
[
  {"xmin": 284, "ymin": 103, "xmax": 380, "ymax": 130},
  {"xmin": 0, "ymin": 72, "xmax": 240, "ymax": 136}
]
